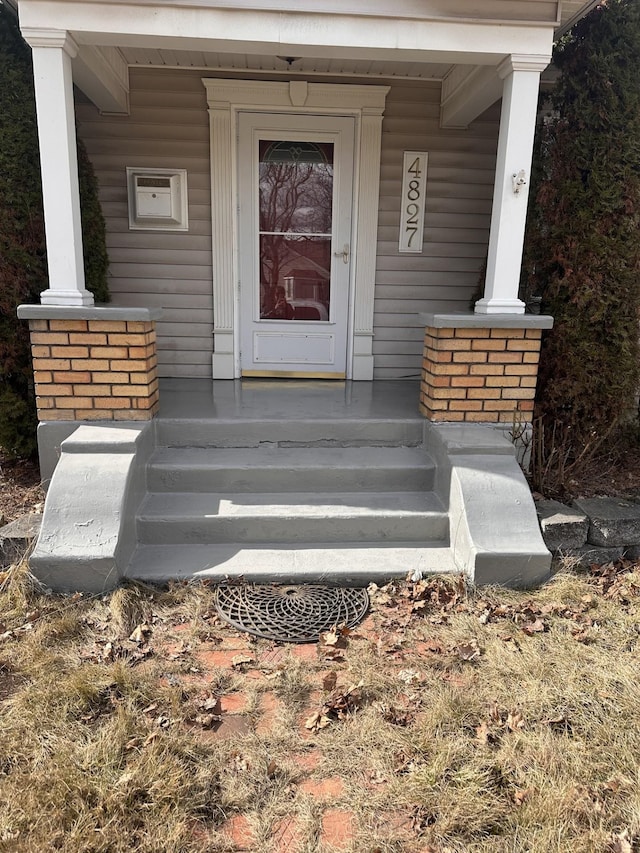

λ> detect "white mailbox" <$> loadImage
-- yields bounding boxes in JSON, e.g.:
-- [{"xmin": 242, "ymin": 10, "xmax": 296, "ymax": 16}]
[
  {"xmin": 126, "ymin": 168, "xmax": 188, "ymax": 231},
  {"xmin": 136, "ymin": 176, "xmax": 173, "ymax": 218}
]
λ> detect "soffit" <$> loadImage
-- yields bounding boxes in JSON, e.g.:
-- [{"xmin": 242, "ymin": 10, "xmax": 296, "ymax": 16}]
[{"xmin": 118, "ymin": 48, "xmax": 452, "ymax": 80}]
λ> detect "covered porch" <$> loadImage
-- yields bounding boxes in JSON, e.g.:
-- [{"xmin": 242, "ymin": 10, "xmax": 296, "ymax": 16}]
[
  {"xmin": 13, "ymin": 0, "xmax": 595, "ymax": 591},
  {"xmin": 14, "ymin": 0, "xmax": 584, "ymax": 386}
]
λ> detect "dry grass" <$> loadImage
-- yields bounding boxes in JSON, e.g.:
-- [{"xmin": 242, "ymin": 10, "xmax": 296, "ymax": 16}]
[{"xmin": 1, "ymin": 559, "xmax": 640, "ymax": 852}]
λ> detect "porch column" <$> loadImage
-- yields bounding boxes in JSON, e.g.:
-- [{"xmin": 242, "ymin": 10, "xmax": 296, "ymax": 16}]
[
  {"xmin": 23, "ymin": 29, "xmax": 93, "ymax": 307},
  {"xmin": 475, "ymin": 55, "xmax": 549, "ymax": 315}
]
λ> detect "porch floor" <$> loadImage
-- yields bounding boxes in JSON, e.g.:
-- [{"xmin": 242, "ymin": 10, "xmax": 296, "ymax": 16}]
[{"xmin": 157, "ymin": 378, "xmax": 422, "ymax": 423}]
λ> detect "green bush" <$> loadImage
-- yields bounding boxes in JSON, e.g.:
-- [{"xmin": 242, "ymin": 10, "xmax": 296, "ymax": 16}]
[
  {"xmin": 521, "ymin": 0, "xmax": 640, "ymax": 493},
  {"xmin": 0, "ymin": 7, "xmax": 109, "ymax": 459}
]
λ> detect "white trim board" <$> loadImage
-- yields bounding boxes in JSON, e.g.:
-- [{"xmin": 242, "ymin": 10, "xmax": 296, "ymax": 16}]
[{"xmin": 202, "ymin": 78, "xmax": 389, "ymax": 380}]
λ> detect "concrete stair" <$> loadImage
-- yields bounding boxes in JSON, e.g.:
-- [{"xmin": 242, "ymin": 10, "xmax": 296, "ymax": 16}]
[{"xmin": 127, "ymin": 417, "xmax": 456, "ymax": 585}]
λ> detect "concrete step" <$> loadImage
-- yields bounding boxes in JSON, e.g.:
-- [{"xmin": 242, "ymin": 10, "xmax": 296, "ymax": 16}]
[
  {"xmin": 155, "ymin": 417, "xmax": 424, "ymax": 449},
  {"xmin": 126, "ymin": 542, "xmax": 457, "ymax": 586},
  {"xmin": 147, "ymin": 446, "xmax": 436, "ymax": 493},
  {"xmin": 136, "ymin": 491, "xmax": 448, "ymax": 545}
]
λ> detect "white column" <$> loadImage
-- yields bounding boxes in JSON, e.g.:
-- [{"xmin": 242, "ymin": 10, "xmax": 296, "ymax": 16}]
[
  {"xmin": 475, "ymin": 55, "xmax": 549, "ymax": 315},
  {"xmin": 25, "ymin": 30, "xmax": 93, "ymax": 306}
]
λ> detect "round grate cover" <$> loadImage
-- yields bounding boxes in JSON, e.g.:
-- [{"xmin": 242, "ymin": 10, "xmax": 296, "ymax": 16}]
[{"xmin": 214, "ymin": 584, "xmax": 369, "ymax": 644}]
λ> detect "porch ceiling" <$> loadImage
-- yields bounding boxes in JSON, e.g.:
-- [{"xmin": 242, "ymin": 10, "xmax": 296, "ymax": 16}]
[{"xmin": 118, "ymin": 48, "xmax": 453, "ymax": 81}]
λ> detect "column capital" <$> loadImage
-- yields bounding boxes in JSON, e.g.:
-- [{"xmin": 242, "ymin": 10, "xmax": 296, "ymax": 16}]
[
  {"xmin": 21, "ymin": 28, "xmax": 79, "ymax": 58},
  {"xmin": 497, "ymin": 53, "xmax": 551, "ymax": 79}
]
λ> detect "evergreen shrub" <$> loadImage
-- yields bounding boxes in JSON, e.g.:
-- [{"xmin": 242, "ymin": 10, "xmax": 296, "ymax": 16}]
[
  {"xmin": 0, "ymin": 6, "xmax": 109, "ymax": 459},
  {"xmin": 521, "ymin": 0, "xmax": 640, "ymax": 494}
]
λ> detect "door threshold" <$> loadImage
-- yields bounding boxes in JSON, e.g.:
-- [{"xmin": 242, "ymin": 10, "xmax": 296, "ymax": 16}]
[{"xmin": 241, "ymin": 370, "xmax": 346, "ymax": 380}]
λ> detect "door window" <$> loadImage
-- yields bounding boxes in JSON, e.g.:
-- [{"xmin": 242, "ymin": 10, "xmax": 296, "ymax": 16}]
[{"xmin": 258, "ymin": 140, "xmax": 333, "ymax": 322}]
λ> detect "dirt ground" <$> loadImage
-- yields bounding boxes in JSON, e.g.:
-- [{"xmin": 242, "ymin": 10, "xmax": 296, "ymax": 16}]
[{"xmin": 1, "ymin": 564, "xmax": 640, "ymax": 852}]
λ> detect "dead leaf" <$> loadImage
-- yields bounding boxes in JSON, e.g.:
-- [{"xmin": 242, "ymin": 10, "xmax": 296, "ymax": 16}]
[
  {"xmin": 129, "ymin": 623, "xmax": 151, "ymax": 644},
  {"xmin": 194, "ymin": 713, "xmax": 219, "ymax": 729},
  {"xmin": 380, "ymin": 703, "xmax": 414, "ymax": 726},
  {"xmin": 320, "ymin": 626, "xmax": 349, "ymax": 649},
  {"xmin": 322, "ymin": 671, "xmax": 338, "ymax": 691},
  {"xmin": 266, "ymin": 759, "xmax": 278, "ymax": 778},
  {"xmin": 457, "ymin": 639, "xmax": 482, "ymax": 661},
  {"xmin": 200, "ymin": 695, "xmax": 222, "ymax": 714},
  {"xmin": 541, "ymin": 714, "xmax": 568, "ymax": 729},
  {"xmin": 141, "ymin": 702, "xmax": 158, "ymax": 715},
  {"xmin": 601, "ymin": 778, "xmax": 622, "ymax": 796},
  {"xmin": 397, "ymin": 668, "xmax": 420, "ymax": 684},
  {"xmin": 513, "ymin": 787, "xmax": 534, "ymax": 806},
  {"xmin": 228, "ymin": 752, "xmax": 250, "ymax": 773},
  {"xmin": 521, "ymin": 618, "xmax": 546, "ymax": 636},
  {"xmin": 231, "ymin": 653, "xmax": 255, "ymax": 668},
  {"xmin": 304, "ymin": 710, "xmax": 331, "ymax": 732},
  {"xmin": 323, "ymin": 649, "xmax": 346, "ymax": 663},
  {"xmin": 475, "ymin": 721, "xmax": 496, "ymax": 745},
  {"xmin": 608, "ymin": 830, "xmax": 633, "ymax": 853},
  {"xmin": 506, "ymin": 710, "xmax": 525, "ymax": 732}
]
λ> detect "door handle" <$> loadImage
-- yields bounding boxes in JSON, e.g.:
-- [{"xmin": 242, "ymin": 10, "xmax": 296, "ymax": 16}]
[{"xmin": 334, "ymin": 243, "xmax": 349, "ymax": 264}]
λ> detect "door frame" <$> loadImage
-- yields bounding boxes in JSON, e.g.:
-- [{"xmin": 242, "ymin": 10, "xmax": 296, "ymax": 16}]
[{"xmin": 202, "ymin": 78, "xmax": 389, "ymax": 380}]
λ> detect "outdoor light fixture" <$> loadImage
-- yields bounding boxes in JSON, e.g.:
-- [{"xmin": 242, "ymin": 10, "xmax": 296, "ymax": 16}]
[{"xmin": 277, "ymin": 56, "xmax": 301, "ymax": 67}]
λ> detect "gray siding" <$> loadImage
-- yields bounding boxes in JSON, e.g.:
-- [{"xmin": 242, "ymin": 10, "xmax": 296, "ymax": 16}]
[
  {"xmin": 373, "ymin": 82, "xmax": 499, "ymax": 379},
  {"xmin": 78, "ymin": 70, "xmax": 499, "ymax": 380},
  {"xmin": 77, "ymin": 68, "xmax": 213, "ymax": 378}
]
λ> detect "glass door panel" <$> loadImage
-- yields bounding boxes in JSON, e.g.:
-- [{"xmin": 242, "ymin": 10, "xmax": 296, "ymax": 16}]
[{"xmin": 259, "ymin": 140, "xmax": 333, "ymax": 323}]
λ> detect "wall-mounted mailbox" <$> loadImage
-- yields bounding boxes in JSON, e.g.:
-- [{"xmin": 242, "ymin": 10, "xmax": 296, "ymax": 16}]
[{"xmin": 126, "ymin": 167, "xmax": 188, "ymax": 231}]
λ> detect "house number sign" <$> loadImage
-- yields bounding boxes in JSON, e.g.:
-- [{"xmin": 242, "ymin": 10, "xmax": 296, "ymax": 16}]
[{"xmin": 398, "ymin": 151, "xmax": 428, "ymax": 253}]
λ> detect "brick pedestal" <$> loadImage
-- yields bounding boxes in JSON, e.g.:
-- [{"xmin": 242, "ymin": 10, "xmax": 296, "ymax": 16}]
[
  {"xmin": 418, "ymin": 313, "xmax": 553, "ymax": 424},
  {"xmin": 26, "ymin": 315, "xmax": 159, "ymax": 422}
]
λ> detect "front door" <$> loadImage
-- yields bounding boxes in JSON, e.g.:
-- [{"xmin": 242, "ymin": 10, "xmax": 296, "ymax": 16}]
[{"xmin": 238, "ymin": 112, "xmax": 355, "ymax": 378}]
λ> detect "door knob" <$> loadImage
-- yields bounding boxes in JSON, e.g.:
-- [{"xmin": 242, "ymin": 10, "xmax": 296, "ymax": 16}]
[{"xmin": 334, "ymin": 243, "xmax": 349, "ymax": 264}]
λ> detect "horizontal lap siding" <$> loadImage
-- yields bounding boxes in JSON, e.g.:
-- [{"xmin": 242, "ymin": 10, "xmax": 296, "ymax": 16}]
[
  {"xmin": 373, "ymin": 82, "xmax": 499, "ymax": 380},
  {"xmin": 77, "ymin": 71, "xmax": 499, "ymax": 382},
  {"xmin": 77, "ymin": 68, "xmax": 213, "ymax": 379}
]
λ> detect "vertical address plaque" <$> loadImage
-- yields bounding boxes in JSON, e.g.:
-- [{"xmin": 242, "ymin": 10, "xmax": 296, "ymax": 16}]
[{"xmin": 398, "ymin": 151, "xmax": 428, "ymax": 253}]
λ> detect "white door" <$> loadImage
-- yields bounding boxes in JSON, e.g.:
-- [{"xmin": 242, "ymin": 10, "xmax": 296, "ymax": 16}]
[{"xmin": 238, "ymin": 113, "xmax": 355, "ymax": 378}]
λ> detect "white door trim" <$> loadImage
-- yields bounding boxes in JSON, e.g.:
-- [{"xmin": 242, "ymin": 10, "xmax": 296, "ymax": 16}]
[{"xmin": 202, "ymin": 78, "xmax": 389, "ymax": 380}]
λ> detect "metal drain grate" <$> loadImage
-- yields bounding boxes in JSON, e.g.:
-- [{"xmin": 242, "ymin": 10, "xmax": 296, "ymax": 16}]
[{"xmin": 214, "ymin": 584, "xmax": 369, "ymax": 644}]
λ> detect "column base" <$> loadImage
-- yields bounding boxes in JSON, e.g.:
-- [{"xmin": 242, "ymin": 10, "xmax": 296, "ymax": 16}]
[
  {"xmin": 40, "ymin": 288, "xmax": 95, "ymax": 307},
  {"xmin": 417, "ymin": 312, "xmax": 553, "ymax": 425},
  {"xmin": 474, "ymin": 297, "xmax": 526, "ymax": 314},
  {"xmin": 18, "ymin": 305, "xmax": 163, "ymax": 423}
]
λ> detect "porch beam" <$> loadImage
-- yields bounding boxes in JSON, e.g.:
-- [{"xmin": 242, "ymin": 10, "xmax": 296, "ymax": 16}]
[
  {"xmin": 440, "ymin": 65, "xmax": 504, "ymax": 129},
  {"xmin": 19, "ymin": 1, "xmax": 556, "ymax": 65},
  {"xmin": 475, "ymin": 54, "xmax": 549, "ymax": 315},
  {"xmin": 23, "ymin": 28, "xmax": 93, "ymax": 306},
  {"xmin": 72, "ymin": 44, "xmax": 130, "ymax": 114}
]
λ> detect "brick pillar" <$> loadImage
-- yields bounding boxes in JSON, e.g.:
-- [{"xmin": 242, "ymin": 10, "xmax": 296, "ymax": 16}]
[
  {"xmin": 28, "ymin": 318, "xmax": 159, "ymax": 421},
  {"xmin": 420, "ymin": 325, "xmax": 542, "ymax": 423}
]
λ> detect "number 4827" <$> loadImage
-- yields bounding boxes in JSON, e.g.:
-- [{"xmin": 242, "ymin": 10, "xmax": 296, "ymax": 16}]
[{"xmin": 400, "ymin": 153, "xmax": 427, "ymax": 253}]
